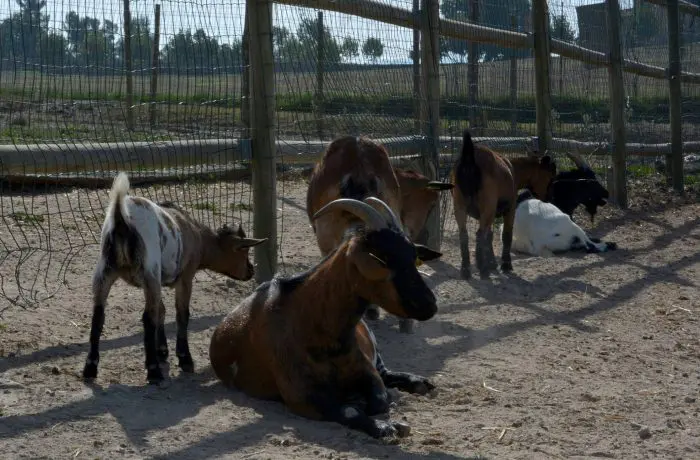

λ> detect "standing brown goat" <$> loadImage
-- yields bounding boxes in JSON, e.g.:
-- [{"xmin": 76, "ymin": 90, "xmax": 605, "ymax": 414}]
[
  {"xmin": 306, "ymin": 136, "xmax": 449, "ymax": 332},
  {"xmin": 210, "ymin": 197, "xmax": 438, "ymax": 439},
  {"xmin": 451, "ymin": 130, "xmax": 557, "ymax": 279}
]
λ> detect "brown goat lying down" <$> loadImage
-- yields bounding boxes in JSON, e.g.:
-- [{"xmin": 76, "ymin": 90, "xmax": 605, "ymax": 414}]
[
  {"xmin": 306, "ymin": 135, "xmax": 449, "ymax": 333},
  {"xmin": 210, "ymin": 197, "xmax": 438, "ymax": 438},
  {"xmin": 451, "ymin": 131, "xmax": 557, "ymax": 278},
  {"xmin": 84, "ymin": 173, "xmax": 266, "ymax": 384}
]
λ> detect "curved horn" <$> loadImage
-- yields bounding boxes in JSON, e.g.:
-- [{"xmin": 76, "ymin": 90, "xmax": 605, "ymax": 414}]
[
  {"xmin": 362, "ymin": 196, "xmax": 404, "ymax": 232},
  {"xmin": 311, "ymin": 198, "xmax": 387, "ymax": 231},
  {"xmin": 565, "ymin": 151, "xmax": 589, "ymax": 170}
]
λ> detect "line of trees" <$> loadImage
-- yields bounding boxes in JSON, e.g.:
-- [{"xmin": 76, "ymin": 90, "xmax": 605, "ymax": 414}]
[{"xmin": 0, "ymin": 1, "xmax": 386, "ymax": 74}]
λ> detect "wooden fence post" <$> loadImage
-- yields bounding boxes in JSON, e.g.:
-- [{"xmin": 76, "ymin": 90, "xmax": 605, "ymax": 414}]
[
  {"xmin": 420, "ymin": 0, "xmax": 441, "ymax": 251},
  {"xmin": 606, "ymin": 0, "xmax": 628, "ymax": 208},
  {"xmin": 413, "ymin": 0, "xmax": 421, "ymax": 133},
  {"xmin": 149, "ymin": 4, "xmax": 161, "ymax": 129},
  {"xmin": 467, "ymin": 0, "xmax": 480, "ymax": 134},
  {"xmin": 510, "ymin": 14, "xmax": 518, "ymax": 135},
  {"xmin": 667, "ymin": 0, "xmax": 684, "ymax": 193},
  {"xmin": 248, "ymin": 0, "xmax": 277, "ymax": 282},
  {"xmin": 531, "ymin": 0, "xmax": 552, "ymax": 152},
  {"xmin": 241, "ymin": 9, "xmax": 251, "ymax": 139},
  {"xmin": 316, "ymin": 11, "xmax": 325, "ymax": 140},
  {"xmin": 123, "ymin": 0, "xmax": 134, "ymax": 131}
]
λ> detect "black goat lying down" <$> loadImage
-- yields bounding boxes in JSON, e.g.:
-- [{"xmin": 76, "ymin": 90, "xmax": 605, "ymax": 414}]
[{"xmin": 547, "ymin": 151, "xmax": 609, "ymax": 223}]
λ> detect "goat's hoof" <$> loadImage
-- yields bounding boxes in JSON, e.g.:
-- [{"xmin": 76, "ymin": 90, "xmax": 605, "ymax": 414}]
[
  {"xmin": 479, "ymin": 269, "xmax": 491, "ymax": 279},
  {"xmin": 605, "ymin": 242, "xmax": 618, "ymax": 251},
  {"xmin": 460, "ymin": 267, "xmax": 471, "ymax": 279},
  {"xmin": 364, "ymin": 307, "xmax": 380, "ymax": 321},
  {"xmin": 178, "ymin": 358, "xmax": 195, "ymax": 373},
  {"xmin": 501, "ymin": 262, "xmax": 513, "ymax": 272},
  {"xmin": 392, "ymin": 421, "xmax": 412, "ymax": 438},
  {"xmin": 411, "ymin": 378, "xmax": 435, "ymax": 396},
  {"xmin": 82, "ymin": 363, "xmax": 98, "ymax": 380},
  {"xmin": 398, "ymin": 319, "xmax": 415, "ymax": 334},
  {"xmin": 373, "ymin": 420, "xmax": 399, "ymax": 438}
]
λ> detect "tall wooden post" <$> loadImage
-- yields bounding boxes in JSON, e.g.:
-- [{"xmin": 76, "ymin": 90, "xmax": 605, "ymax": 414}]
[
  {"xmin": 606, "ymin": 0, "xmax": 628, "ymax": 208},
  {"xmin": 510, "ymin": 14, "xmax": 518, "ymax": 135},
  {"xmin": 315, "ymin": 11, "xmax": 325, "ymax": 140},
  {"xmin": 667, "ymin": 0, "xmax": 684, "ymax": 193},
  {"xmin": 241, "ymin": 10, "xmax": 251, "ymax": 139},
  {"xmin": 467, "ymin": 0, "xmax": 480, "ymax": 133},
  {"xmin": 248, "ymin": 0, "xmax": 277, "ymax": 282},
  {"xmin": 149, "ymin": 4, "xmax": 161, "ymax": 129},
  {"xmin": 531, "ymin": 0, "xmax": 552, "ymax": 152},
  {"xmin": 123, "ymin": 0, "xmax": 134, "ymax": 131},
  {"xmin": 412, "ymin": 0, "xmax": 421, "ymax": 133},
  {"xmin": 420, "ymin": 0, "xmax": 440, "ymax": 251}
]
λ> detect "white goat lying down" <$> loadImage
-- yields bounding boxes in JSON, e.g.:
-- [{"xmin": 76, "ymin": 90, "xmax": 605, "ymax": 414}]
[{"xmin": 509, "ymin": 190, "xmax": 617, "ymax": 257}]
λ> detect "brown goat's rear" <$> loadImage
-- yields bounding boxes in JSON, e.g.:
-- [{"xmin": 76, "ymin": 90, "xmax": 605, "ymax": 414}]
[
  {"xmin": 306, "ymin": 136, "xmax": 447, "ymax": 333},
  {"xmin": 451, "ymin": 131, "xmax": 556, "ymax": 278}
]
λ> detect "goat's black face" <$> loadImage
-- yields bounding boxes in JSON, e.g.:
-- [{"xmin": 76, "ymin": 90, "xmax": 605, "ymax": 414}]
[
  {"xmin": 362, "ymin": 228, "xmax": 439, "ymax": 321},
  {"xmin": 550, "ymin": 167, "xmax": 609, "ymax": 220},
  {"xmin": 578, "ymin": 169, "xmax": 609, "ymax": 220}
]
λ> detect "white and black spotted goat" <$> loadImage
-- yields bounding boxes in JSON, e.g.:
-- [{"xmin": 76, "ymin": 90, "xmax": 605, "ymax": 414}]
[
  {"xmin": 508, "ymin": 189, "xmax": 617, "ymax": 257},
  {"xmin": 83, "ymin": 172, "xmax": 266, "ymax": 384}
]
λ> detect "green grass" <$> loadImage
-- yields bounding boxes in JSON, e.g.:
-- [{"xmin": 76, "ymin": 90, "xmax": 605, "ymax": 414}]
[
  {"xmin": 231, "ymin": 202, "xmax": 253, "ymax": 212},
  {"xmin": 9, "ymin": 212, "xmax": 45, "ymax": 224},
  {"xmin": 193, "ymin": 202, "xmax": 218, "ymax": 213}
]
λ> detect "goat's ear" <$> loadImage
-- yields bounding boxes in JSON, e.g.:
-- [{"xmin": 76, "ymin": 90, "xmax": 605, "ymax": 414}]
[
  {"xmin": 425, "ymin": 181, "xmax": 454, "ymax": 191},
  {"xmin": 414, "ymin": 244, "xmax": 442, "ymax": 262},
  {"xmin": 236, "ymin": 225, "xmax": 246, "ymax": 238},
  {"xmin": 347, "ymin": 240, "xmax": 391, "ymax": 281},
  {"xmin": 540, "ymin": 155, "xmax": 552, "ymax": 166},
  {"xmin": 235, "ymin": 237, "xmax": 268, "ymax": 248}
]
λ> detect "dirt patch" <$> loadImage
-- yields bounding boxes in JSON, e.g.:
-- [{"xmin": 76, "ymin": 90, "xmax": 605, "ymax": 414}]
[{"xmin": 1, "ymin": 177, "xmax": 699, "ymax": 459}]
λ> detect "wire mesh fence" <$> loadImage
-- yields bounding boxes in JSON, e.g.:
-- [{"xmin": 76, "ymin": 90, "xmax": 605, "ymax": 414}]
[
  {"xmin": 0, "ymin": 0, "xmax": 699, "ymax": 308},
  {"xmin": 0, "ymin": 0, "xmax": 253, "ymax": 306}
]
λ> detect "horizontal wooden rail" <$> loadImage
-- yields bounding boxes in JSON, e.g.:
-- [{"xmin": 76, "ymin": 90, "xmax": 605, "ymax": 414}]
[
  {"xmin": 275, "ymin": 0, "xmax": 700, "ymax": 84},
  {"xmin": 3, "ymin": 136, "xmax": 699, "ymax": 177},
  {"xmin": 644, "ymin": 0, "xmax": 700, "ymax": 17}
]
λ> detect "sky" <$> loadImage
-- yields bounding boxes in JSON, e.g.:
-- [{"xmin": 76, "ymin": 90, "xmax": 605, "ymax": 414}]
[{"xmin": 0, "ymin": 0, "xmax": 639, "ymax": 64}]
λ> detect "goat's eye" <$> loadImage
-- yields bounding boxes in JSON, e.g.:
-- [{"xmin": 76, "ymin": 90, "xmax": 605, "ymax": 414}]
[{"xmin": 554, "ymin": 233, "xmax": 560, "ymax": 237}]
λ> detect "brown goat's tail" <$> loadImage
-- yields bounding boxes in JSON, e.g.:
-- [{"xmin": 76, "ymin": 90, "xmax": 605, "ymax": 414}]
[{"xmin": 460, "ymin": 130, "xmax": 476, "ymax": 162}]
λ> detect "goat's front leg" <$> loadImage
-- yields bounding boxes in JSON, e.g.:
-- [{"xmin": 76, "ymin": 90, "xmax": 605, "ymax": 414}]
[
  {"xmin": 306, "ymin": 391, "xmax": 401, "ymax": 439},
  {"xmin": 174, "ymin": 278, "xmax": 194, "ymax": 373},
  {"xmin": 143, "ymin": 273, "xmax": 165, "ymax": 384},
  {"xmin": 375, "ymin": 350, "xmax": 434, "ymax": 396},
  {"xmin": 83, "ymin": 262, "xmax": 118, "ymax": 380}
]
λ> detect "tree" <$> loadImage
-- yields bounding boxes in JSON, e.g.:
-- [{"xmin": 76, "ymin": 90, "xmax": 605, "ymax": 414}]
[
  {"xmin": 296, "ymin": 17, "xmax": 341, "ymax": 66},
  {"xmin": 116, "ymin": 16, "xmax": 153, "ymax": 72},
  {"xmin": 161, "ymin": 28, "xmax": 223, "ymax": 75},
  {"xmin": 550, "ymin": 13, "xmax": 576, "ymax": 42},
  {"xmin": 64, "ymin": 12, "xmax": 118, "ymax": 72},
  {"xmin": 362, "ymin": 37, "xmax": 384, "ymax": 63},
  {"xmin": 16, "ymin": 0, "xmax": 48, "ymax": 63},
  {"xmin": 340, "ymin": 37, "xmax": 359, "ymax": 61},
  {"xmin": 440, "ymin": 0, "xmax": 468, "ymax": 62}
]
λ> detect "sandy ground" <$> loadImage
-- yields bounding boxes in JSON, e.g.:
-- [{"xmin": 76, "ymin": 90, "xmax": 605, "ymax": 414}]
[{"xmin": 0, "ymin": 176, "xmax": 699, "ymax": 460}]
